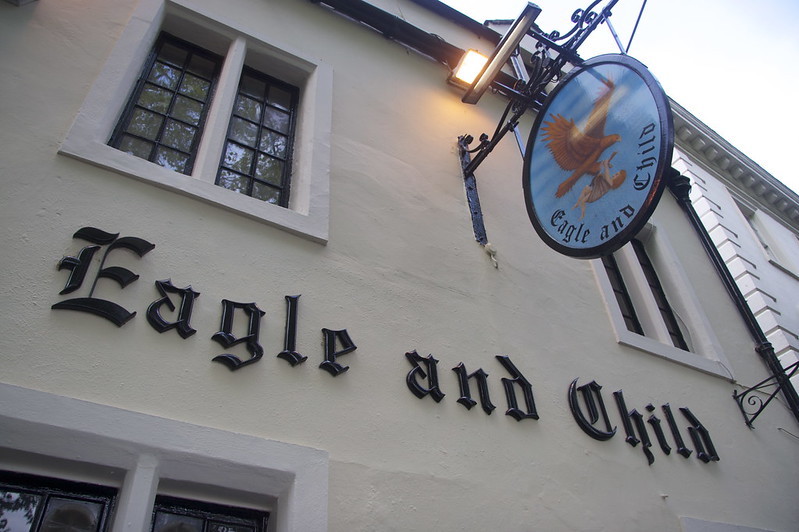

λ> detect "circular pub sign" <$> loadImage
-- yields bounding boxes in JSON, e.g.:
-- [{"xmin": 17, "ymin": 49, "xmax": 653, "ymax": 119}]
[{"xmin": 522, "ymin": 54, "xmax": 673, "ymax": 258}]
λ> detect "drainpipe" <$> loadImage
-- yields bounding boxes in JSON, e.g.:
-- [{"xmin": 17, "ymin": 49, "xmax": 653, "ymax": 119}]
[{"xmin": 667, "ymin": 169, "xmax": 799, "ymax": 427}]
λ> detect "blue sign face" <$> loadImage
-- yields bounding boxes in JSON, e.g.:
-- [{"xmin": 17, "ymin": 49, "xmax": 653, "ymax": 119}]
[{"xmin": 522, "ymin": 54, "xmax": 673, "ymax": 258}]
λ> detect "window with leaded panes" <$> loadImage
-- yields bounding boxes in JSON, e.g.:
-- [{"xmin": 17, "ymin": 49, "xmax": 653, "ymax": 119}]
[
  {"xmin": 109, "ymin": 33, "xmax": 221, "ymax": 175},
  {"xmin": 216, "ymin": 68, "xmax": 298, "ymax": 207},
  {"xmin": 0, "ymin": 471, "xmax": 116, "ymax": 532},
  {"xmin": 601, "ymin": 252, "xmax": 644, "ymax": 336},
  {"xmin": 630, "ymin": 238, "xmax": 689, "ymax": 351},
  {"xmin": 150, "ymin": 496, "xmax": 268, "ymax": 532}
]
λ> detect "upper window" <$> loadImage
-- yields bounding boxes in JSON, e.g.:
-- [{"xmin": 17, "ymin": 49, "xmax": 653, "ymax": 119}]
[
  {"xmin": 109, "ymin": 33, "xmax": 299, "ymax": 208},
  {"xmin": 0, "ymin": 471, "xmax": 116, "ymax": 532},
  {"xmin": 592, "ymin": 226, "xmax": 733, "ymax": 378},
  {"xmin": 601, "ymin": 236, "xmax": 691, "ymax": 351},
  {"xmin": 216, "ymin": 68, "xmax": 298, "ymax": 207},
  {"xmin": 110, "ymin": 34, "xmax": 222, "ymax": 176},
  {"xmin": 60, "ymin": 0, "xmax": 332, "ymax": 242}
]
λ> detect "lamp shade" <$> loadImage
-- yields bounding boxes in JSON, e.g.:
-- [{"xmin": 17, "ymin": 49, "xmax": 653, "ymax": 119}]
[{"xmin": 461, "ymin": 2, "xmax": 542, "ymax": 104}]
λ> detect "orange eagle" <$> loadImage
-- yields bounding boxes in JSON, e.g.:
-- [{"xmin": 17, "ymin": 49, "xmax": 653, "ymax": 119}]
[{"xmin": 541, "ymin": 78, "xmax": 622, "ymax": 198}]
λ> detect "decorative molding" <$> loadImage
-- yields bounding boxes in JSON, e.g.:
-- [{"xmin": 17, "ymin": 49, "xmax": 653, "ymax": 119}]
[{"xmin": 672, "ymin": 100, "xmax": 799, "ymax": 230}]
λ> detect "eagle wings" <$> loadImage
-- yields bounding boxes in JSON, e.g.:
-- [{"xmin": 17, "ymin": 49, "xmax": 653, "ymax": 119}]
[{"xmin": 541, "ymin": 78, "xmax": 621, "ymax": 198}]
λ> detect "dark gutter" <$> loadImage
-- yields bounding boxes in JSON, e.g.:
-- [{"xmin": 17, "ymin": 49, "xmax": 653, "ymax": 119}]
[{"xmin": 309, "ymin": 0, "xmax": 522, "ymax": 91}]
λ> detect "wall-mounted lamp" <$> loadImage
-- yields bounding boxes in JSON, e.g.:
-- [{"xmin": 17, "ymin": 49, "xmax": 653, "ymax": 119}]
[
  {"xmin": 460, "ymin": 3, "xmax": 542, "ymax": 104},
  {"xmin": 455, "ymin": 0, "xmax": 618, "ymax": 246},
  {"xmin": 452, "ymin": 49, "xmax": 489, "ymax": 85}
]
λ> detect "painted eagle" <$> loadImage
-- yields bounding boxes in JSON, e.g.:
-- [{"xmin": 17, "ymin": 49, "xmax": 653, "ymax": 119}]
[{"xmin": 541, "ymin": 78, "xmax": 621, "ymax": 198}]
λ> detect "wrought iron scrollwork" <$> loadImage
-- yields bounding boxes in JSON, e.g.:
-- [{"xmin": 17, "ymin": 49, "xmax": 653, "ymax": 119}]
[
  {"xmin": 733, "ymin": 360, "xmax": 799, "ymax": 428},
  {"xmin": 548, "ymin": 1, "xmax": 604, "ymax": 43},
  {"xmin": 459, "ymin": 0, "xmax": 618, "ymax": 178}
]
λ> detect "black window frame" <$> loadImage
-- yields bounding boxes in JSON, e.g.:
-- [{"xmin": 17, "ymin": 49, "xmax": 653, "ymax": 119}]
[
  {"xmin": 109, "ymin": 32, "xmax": 223, "ymax": 176},
  {"xmin": 630, "ymin": 238, "xmax": 689, "ymax": 351},
  {"xmin": 215, "ymin": 66, "xmax": 299, "ymax": 208},
  {"xmin": 601, "ymin": 252, "xmax": 644, "ymax": 336},
  {"xmin": 150, "ymin": 495, "xmax": 269, "ymax": 532},
  {"xmin": 0, "ymin": 470, "xmax": 117, "ymax": 532}
]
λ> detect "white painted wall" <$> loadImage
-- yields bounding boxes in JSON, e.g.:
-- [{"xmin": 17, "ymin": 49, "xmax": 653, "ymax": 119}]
[{"xmin": 1, "ymin": 1, "xmax": 798, "ymax": 531}]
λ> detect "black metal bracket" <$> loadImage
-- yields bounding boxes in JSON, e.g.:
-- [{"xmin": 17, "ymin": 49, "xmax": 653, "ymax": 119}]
[
  {"xmin": 457, "ymin": 1, "xmax": 618, "ymax": 246},
  {"xmin": 460, "ymin": 0, "xmax": 618, "ymax": 177},
  {"xmin": 734, "ymin": 359, "xmax": 799, "ymax": 428}
]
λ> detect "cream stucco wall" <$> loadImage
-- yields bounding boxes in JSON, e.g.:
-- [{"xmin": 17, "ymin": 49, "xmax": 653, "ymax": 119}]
[{"xmin": 1, "ymin": 1, "xmax": 798, "ymax": 531}]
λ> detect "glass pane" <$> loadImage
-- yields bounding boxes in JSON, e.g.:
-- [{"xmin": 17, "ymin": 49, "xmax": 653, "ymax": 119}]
[
  {"xmin": 217, "ymin": 169, "xmax": 250, "ymax": 195},
  {"xmin": 178, "ymin": 74, "xmax": 210, "ymax": 100},
  {"xmin": 239, "ymin": 75, "xmax": 265, "ymax": 99},
  {"xmin": 138, "ymin": 84, "xmax": 173, "ymax": 114},
  {"xmin": 252, "ymin": 182, "xmax": 280, "ymax": 204},
  {"xmin": 161, "ymin": 120, "xmax": 196, "ymax": 152},
  {"xmin": 258, "ymin": 131, "xmax": 287, "ymax": 158},
  {"xmin": 158, "ymin": 42, "xmax": 188, "ymax": 68},
  {"xmin": 148, "ymin": 61, "xmax": 181, "ymax": 90},
  {"xmin": 268, "ymin": 86, "xmax": 293, "ymax": 111},
  {"xmin": 187, "ymin": 54, "xmax": 215, "ymax": 79},
  {"xmin": 127, "ymin": 108, "xmax": 164, "ymax": 141},
  {"xmin": 255, "ymin": 154, "xmax": 284, "ymax": 186},
  {"xmin": 209, "ymin": 522, "xmax": 254, "ymax": 532},
  {"xmin": 234, "ymin": 95, "xmax": 261, "ymax": 122},
  {"xmin": 222, "ymin": 142, "xmax": 254, "ymax": 174},
  {"xmin": 263, "ymin": 107, "xmax": 290, "ymax": 134},
  {"xmin": 0, "ymin": 490, "xmax": 42, "ymax": 532},
  {"xmin": 154, "ymin": 147, "xmax": 189, "ymax": 173},
  {"xmin": 40, "ymin": 497, "xmax": 102, "ymax": 532},
  {"xmin": 152, "ymin": 511, "xmax": 203, "ymax": 532},
  {"xmin": 172, "ymin": 96, "xmax": 203, "ymax": 126},
  {"xmin": 229, "ymin": 117, "xmax": 258, "ymax": 148},
  {"xmin": 117, "ymin": 135, "xmax": 154, "ymax": 159}
]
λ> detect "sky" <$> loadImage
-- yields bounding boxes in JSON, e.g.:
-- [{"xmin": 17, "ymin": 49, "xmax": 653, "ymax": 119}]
[{"xmin": 439, "ymin": 0, "xmax": 799, "ymax": 193}]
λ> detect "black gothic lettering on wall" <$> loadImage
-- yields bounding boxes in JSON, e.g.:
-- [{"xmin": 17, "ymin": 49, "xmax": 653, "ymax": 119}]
[
  {"xmin": 319, "ymin": 328, "xmax": 357, "ymax": 376},
  {"xmin": 645, "ymin": 404, "xmax": 672, "ymax": 455},
  {"xmin": 277, "ymin": 295, "xmax": 307, "ymax": 366},
  {"xmin": 146, "ymin": 279, "xmax": 200, "ymax": 338},
  {"xmin": 680, "ymin": 407, "xmax": 720, "ymax": 463},
  {"xmin": 452, "ymin": 363, "xmax": 496, "ymax": 414},
  {"xmin": 495, "ymin": 355, "xmax": 538, "ymax": 421},
  {"xmin": 567, "ymin": 380, "xmax": 718, "ymax": 465},
  {"xmin": 211, "ymin": 300, "xmax": 266, "ymax": 371},
  {"xmin": 662, "ymin": 403, "xmax": 693, "ymax": 458},
  {"xmin": 405, "ymin": 351, "xmax": 446, "ymax": 402},
  {"xmin": 52, "ymin": 227, "xmax": 155, "ymax": 327},
  {"xmin": 568, "ymin": 379, "xmax": 616, "ymax": 441},
  {"xmin": 613, "ymin": 390, "xmax": 655, "ymax": 465}
]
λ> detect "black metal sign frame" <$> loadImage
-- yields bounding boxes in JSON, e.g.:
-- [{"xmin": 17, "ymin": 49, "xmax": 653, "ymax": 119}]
[{"xmin": 522, "ymin": 54, "xmax": 673, "ymax": 258}]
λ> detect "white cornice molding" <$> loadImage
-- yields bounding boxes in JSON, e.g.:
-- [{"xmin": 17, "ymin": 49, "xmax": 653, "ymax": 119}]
[{"xmin": 671, "ymin": 99, "xmax": 799, "ymax": 230}]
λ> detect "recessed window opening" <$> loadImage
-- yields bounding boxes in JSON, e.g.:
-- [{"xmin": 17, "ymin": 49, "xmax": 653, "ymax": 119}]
[
  {"xmin": 0, "ymin": 470, "xmax": 117, "ymax": 532},
  {"xmin": 216, "ymin": 67, "xmax": 298, "ymax": 207},
  {"xmin": 150, "ymin": 495, "xmax": 268, "ymax": 532},
  {"xmin": 109, "ymin": 33, "xmax": 223, "ymax": 175}
]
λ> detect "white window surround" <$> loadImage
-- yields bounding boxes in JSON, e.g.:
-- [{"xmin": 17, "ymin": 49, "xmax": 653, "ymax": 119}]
[
  {"xmin": 59, "ymin": 0, "xmax": 332, "ymax": 244},
  {"xmin": 592, "ymin": 225, "xmax": 735, "ymax": 380},
  {"xmin": 0, "ymin": 382, "xmax": 329, "ymax": 532},
  {"xmin": 736, "ymin": 199, "xmax": 799, "ymax": 281}
]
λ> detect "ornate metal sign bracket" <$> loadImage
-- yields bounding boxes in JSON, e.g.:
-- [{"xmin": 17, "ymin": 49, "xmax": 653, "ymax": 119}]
[
  {"xmin": 457, "ymin": 1, "xmax": 619, "ymax": 245},
  {"xmin": 734, "ymin": 359, "xmax": 799, "ymax": 428}
]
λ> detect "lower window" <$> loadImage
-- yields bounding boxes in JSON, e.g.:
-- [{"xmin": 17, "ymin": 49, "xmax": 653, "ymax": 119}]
[
  {"xmin": 151, "ymin": 496, "xmax": 268, "ymax": 532},
  {"xmin": 0, "ymin": 471, "xmax": 116, "ymax": 532}
]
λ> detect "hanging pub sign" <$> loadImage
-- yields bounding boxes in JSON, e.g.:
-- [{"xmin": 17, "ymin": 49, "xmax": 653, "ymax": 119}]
[{"xmin": 522, "ymin": 54, "xmax": 674, "ymax": 258}]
